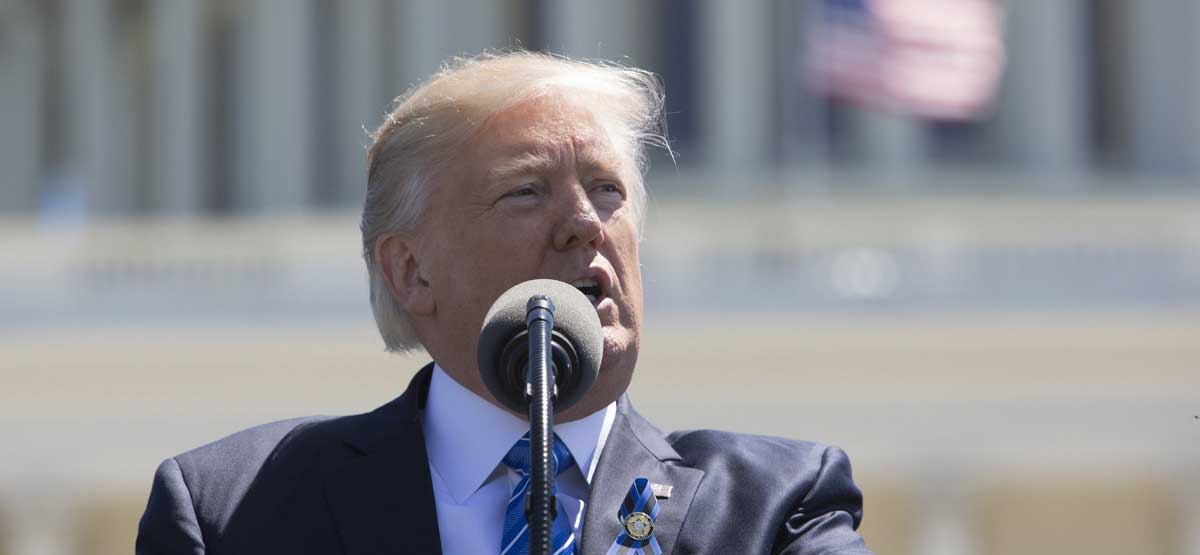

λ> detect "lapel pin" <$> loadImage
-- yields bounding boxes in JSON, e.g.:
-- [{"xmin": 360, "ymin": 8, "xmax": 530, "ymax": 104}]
[
  {"xmin": 650, "ymin": 482, "xmax": 672, "ymax": 499},
  {"xmin": 607, "ymin": 477, "xmax": 663, "ymax": 555}
]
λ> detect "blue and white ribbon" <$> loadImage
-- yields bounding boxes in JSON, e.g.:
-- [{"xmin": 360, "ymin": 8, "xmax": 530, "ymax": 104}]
[{"xmin": 605, "ymin": 477, "xmax": 662, "ymax": 555}]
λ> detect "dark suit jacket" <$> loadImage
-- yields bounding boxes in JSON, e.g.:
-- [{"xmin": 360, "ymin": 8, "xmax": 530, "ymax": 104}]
[{"xmin": 136, "ymin": 365, "xmax": 872, "ymax": 554}]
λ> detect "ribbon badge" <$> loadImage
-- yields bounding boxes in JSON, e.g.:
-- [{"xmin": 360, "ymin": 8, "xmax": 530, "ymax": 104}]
[{"xmin": 606, "ymin": 477, "xmax": 662, "ymax": 555}]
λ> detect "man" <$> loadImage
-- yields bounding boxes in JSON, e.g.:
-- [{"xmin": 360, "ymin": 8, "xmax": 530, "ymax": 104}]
[{"xmin": 136, "ymin": 51, "xmax": 873, "ymax": 555}]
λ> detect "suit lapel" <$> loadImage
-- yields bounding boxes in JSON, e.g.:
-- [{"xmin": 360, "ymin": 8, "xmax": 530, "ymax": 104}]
[
  {"xmin": 318, "ymin": 369, "xmax": 702, "ymax": 555},
  {"xmin": 324, "ymin": 364, "xmax": 443, "ymax": 555},
  {"xmin": 581, "ymin": 396, "xmax": 704, "ymax": 555}
]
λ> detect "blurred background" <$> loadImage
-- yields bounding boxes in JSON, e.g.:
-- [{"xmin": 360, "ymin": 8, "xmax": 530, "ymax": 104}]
[{"xmin": 1, "ymin": 0, "xmax": 1198, "ymax": 553}]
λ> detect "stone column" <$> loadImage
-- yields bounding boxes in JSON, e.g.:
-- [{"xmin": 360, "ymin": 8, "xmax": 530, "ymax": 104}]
[
  {"xmin": 332, "ymin": 0, "xmax": 384, "ymax": 207},
  {"xmin": 233, "ymin": 0, "xmax": 315, "ymax": 213},
  {"xmin": 846, "ymin": 109, "xmax": 926, "ymax": 180},
  {"xmin": 1126, "ymin": 0, "xmax": 1199, "ymax": 174},
  {"xmin": 64, "ymin": 0, "xmax": 120, "ymax": 216},
  {"xmin": 393, "ymin": 0, "xmax": 508, "ymax": 95},
  {"xmin": 776, "ymin": 0, "xmax": 828, "ymax": 170},
  {"xmin": 0, "ymin": 0, "xmax": 46, "ymax": 215},
  {"xmin": 149, "ymin": 0, "xmax": 205, "ymax": 214},
  {"xmin": 540, "ymin": 0, "xmax": 656, "ymax": 65},
  {"xmin": 697, "ymin": 0, "xmax": 773, "ymax": 173},
  {"xmin": 987, "ymin": 0, "xmax": 1089, "ymax": 177}
]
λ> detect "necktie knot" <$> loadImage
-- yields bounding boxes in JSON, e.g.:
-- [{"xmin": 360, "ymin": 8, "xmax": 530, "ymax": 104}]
[{"xmin": 502, "ymin": 433, "xmax": 575, "ymax": 478}]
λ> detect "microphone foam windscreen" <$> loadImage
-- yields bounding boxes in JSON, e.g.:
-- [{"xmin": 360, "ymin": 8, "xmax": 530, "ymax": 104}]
[{"xmin": 477, "ymin": 278, "xmax": 603, "ymax": 412}]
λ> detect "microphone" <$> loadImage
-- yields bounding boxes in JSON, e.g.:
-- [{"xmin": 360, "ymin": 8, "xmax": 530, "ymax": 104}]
[
  {"xmin": 478, "ymin": 278, "xmax": 603, "ymax": 554},
  {"xmin": 477, "ymin": 278, "xmax": 603, "ymax": 415}
]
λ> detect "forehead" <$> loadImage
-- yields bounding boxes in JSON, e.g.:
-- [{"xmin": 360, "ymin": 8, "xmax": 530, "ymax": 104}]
[{"xmin": 469, "ymin": 93, "xmax": 629, "ymax": 171}]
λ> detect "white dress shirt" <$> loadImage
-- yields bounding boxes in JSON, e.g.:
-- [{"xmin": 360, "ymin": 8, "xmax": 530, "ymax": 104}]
[{"xmin": 422, "ymin": 364, "xmax": 616, "ymax": 555}]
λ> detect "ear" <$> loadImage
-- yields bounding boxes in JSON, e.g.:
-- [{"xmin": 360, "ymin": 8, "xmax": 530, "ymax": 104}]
[{"xmin": 376, "ymin": 233, "xmax": 435, "ymax": 316}]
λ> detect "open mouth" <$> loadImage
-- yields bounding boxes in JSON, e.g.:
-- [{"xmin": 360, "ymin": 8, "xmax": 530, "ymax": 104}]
[{"xmin": 570, "ymin": 277, "xmax": 604, "ymax": 306}]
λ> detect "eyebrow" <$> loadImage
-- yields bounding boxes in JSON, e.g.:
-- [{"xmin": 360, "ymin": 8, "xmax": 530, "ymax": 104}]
[
  {"xmin": 487, "ymin": 151, "xmax": 559, "ymax": 182},
  {"xmin": 486, "ymin": 146, "xmax": 626, "ymax": 183}
]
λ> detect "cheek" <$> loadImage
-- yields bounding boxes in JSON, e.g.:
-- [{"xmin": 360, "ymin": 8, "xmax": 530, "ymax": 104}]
[
  {"xmin": 426, "ymin": 229, "xmax": 504, "ymax": 320},
  {"xmin": 443, "ymin": 232, "xmax": 543, "ymax": 310},
  {"xmin": 607, "ymin": 220, "xmax": 642, "ymax": 275},
  {"xmin": 452, "ymin": 215, "xmax": 536, "ymax": 267},
  {"xmin": 621, "ymin": 246, "xmax": 643, "ymax": 294},
  {"xmin": 467, "ymin": 210, "xmax": 550, "ymax": 251}
]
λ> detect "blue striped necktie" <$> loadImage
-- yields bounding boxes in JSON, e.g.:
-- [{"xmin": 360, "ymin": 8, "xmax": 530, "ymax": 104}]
[{"xmin": 500, "ymin": 433, "xmax": 577, "ymax": 555}]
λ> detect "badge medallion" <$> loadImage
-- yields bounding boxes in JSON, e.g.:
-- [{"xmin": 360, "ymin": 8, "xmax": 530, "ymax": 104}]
[{"xmin": 623, "ymin": 511, "xmax": 654, "ymax": 541}]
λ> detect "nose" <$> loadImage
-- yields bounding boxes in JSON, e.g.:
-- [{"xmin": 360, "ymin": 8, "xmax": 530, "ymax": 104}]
[{"xmin": 552, "ymin": 186, "xmax": 605, "ymax": 251}]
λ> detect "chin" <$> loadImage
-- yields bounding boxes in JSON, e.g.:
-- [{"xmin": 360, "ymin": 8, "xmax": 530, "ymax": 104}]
[{"xmin": 599, "ymin": 325, "xmax": 638, "ymax": 374}]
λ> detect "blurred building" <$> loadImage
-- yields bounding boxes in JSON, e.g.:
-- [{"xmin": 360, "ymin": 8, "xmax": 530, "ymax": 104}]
[
  {"xmin": 1, "ymin": 1, "xmax": 1198, "ymax": 554},
  {"xmin": 3, "ymin": 0, "xmax": 1199, "ymax": 220}
]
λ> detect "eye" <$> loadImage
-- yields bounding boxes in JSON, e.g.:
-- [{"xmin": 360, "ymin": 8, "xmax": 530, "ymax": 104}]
[
  {"xmin": 500, "ymin": 184, "xmax": 539, "ymax": 200},
  {"xmin": 591, "ymin": 182, "xmax": 625, "ymax": 198}
]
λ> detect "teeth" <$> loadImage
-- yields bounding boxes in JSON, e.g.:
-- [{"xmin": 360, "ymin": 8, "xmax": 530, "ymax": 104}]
[
  {"xmin": 571, "ymin": 278, "xmax": 598, "ymax": 288},
  {"xmin": 584, "ymin": 294, "xmax": 598, "ymax": 303}
]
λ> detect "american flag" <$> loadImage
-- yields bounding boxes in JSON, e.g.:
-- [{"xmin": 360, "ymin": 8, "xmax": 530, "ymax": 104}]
[{"xmin": 807, "ymin": 0, "xmax": 1006, "ymax": 120}]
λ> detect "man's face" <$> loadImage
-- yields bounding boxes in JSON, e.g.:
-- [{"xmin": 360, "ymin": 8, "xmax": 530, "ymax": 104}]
[{"xmin": 414, "ymin": 92, "xmax": 643, "ymax": 420}]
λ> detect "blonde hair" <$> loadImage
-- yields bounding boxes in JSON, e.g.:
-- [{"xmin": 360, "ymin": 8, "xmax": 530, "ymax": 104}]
[{"xmin": 362, "ymin": 50, "xmax": 669, "ymax": 352}]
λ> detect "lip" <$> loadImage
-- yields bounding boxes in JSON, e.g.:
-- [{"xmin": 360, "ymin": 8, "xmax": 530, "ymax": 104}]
[{"xmin": 567, "ymin": 265, "xmax": 615, "ymax": 309}]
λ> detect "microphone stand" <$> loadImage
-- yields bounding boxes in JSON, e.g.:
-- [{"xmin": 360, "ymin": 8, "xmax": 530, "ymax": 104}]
[{"xmin": 525, "ymin": 296, "xmax": 557, "ymax": 555}]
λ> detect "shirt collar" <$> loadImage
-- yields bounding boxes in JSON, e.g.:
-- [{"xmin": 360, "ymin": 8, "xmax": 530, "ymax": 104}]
[{"xmin": 422, "ymin": 363, "xmax": 615, "ymax": 504}]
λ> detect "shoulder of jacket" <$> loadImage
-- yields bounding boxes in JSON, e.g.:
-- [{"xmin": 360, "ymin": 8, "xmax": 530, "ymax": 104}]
[
  {"xmin": 175, "ymin": 416, "xmax": 332, "ymax": 465},
  {"xmin": 665, "ymin": 428, "xmax": 834, "ymax": 470}
]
